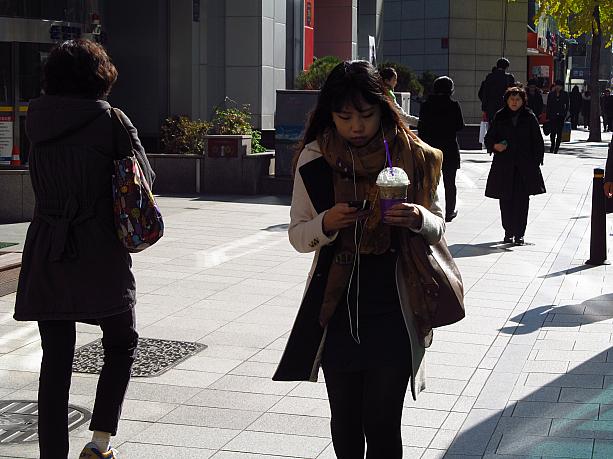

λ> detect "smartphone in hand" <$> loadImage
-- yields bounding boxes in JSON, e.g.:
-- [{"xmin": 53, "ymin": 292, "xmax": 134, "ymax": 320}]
[{"xmin": 347, "ymin": 200, "xmax": 371, "ymax": 211}]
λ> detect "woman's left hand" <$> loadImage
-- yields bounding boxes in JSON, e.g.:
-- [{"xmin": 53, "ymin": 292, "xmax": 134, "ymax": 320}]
[{"xmin": 384, "ymin": 203, "xmax": 423, "ymax": 230}]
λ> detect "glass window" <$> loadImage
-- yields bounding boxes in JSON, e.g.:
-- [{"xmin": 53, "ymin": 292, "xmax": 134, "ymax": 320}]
[
  {"xmin": 0, "ymin": 42, "xmax": 12, "ymax": 104},
  {"xmin": 19, "ymin": 43, "xmax": 52, "ymax": 101}
]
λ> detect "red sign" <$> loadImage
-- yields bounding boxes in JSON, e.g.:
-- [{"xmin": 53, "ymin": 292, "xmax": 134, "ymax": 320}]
[
  {"xmin": 304, "ymin": 0, "xmax": 314, "ymax": 70},
  {"xmin": 207, "ymin": 138, "xmax": 239, "ymax": 158}
]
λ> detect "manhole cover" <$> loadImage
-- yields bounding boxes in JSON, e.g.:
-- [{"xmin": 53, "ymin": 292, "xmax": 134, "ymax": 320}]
[
  {"xmin": 0, "ymin": 400, "xmax": 90, "ymax": 444},
  {"xmin": 73, "ymin": 338, "xmax": 207, "ymax": 377}
]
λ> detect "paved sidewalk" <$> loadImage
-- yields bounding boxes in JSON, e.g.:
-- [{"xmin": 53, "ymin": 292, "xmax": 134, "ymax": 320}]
[{"xmin": 0, "ymin": 130, "xmax": 612, "ymax": 458}]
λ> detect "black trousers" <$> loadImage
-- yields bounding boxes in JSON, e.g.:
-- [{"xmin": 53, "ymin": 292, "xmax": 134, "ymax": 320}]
[
  {"xmin": 443, "ymin": 168, "xmax": 457, "ymax": 217},
  {"xmin": 323, "ymin": 364, "xmax": 411, "ymax": 459},
  {"xmin": 570, "ymin": 111, "xmax": 580, "ymax": 129},
  {"xmin": 37, "ymin": 309, "xmax": 138, "ymax": 459},
  {"xmin": 549, "ymin": 117, "xmax": 564, "ymax": 152},
  {"xmin": 499, "ymin": 172, "xmax": 530, "ymax": 239}
]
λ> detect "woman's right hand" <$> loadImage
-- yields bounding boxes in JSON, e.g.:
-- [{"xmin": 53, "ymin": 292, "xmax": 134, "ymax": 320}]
[
  {"xmin": 493, "ymin": 143, "xmax": 508, "ymax": 152},
  {"xmin": 322, "ymin": 203, "xmax": 369, "ymax": 234}
]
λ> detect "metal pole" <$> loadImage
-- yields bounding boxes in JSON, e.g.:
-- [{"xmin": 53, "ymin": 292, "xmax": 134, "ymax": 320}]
[{"xmin": 586, "ymin": 167, "xmax": 608, "ymax": 265}]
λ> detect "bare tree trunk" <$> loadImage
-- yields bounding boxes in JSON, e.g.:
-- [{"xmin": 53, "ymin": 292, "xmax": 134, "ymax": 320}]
[{"xmin": 588, "ymin": 4, "xmax": 602, "ymax": 142}]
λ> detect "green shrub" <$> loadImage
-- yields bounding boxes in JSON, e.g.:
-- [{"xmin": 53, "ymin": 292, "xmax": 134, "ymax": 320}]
[
  {"xmin": 295, "ymin": 55, "xmax": 342, "ymax": 89},
  {"xmin": 377, "ymin": 61, "xmax": 423, "ymax": 96},
  {"xmin": 160, "ymin": 104, "xmax": 267, "ymax": 154},
  {"xmin": 419, "ymin": 71, "xmax": 439, "ymax": 98},
  {"xmin": 160, "ymin": 116, "xmax": 210, "ymax": 155},
  {"xmin": 210, "ymin": 105, "xmax": 267, "ymax": 153}
]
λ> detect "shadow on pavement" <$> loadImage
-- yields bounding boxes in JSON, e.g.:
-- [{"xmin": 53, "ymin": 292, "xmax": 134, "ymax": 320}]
[
  {"xmin": 499, "ymin": 294, "xmax": 613, "ymax": 336},
  {"xmin": 449, "ymin": 242, "xmax": 513, "ymax": 258},
  {"xmin": 547, "ymin": 139, "xmax": 610, "ymax": 160},
  {"xmin": 261, "ymin": 223, "xmax": 290, "ymax": 232},
  {"xmin": 156, "ymin": 193, "xmax": 292, "ymax": 206},
  {"xmin": 540, "ymin": 264, "xmax": 598, "ymax": 279},
  {"xmin": 446, "ymin": 346, "xmax": 613, "ymax": 457}
]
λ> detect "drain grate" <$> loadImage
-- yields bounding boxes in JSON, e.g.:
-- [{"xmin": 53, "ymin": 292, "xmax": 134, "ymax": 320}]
[
  {"xmin": 0, "ymin": 400, "xmax": 91, "ymax": 444},
  {"xmin": 0, "ymin": 267, "xmax": 19, "ymax": 297},
  {"xmin": 73, "ymin": 338, "xmax": 207, "ymax": 377}
]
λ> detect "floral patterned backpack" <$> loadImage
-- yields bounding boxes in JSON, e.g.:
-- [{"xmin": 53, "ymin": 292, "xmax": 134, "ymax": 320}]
[{"xmin": 111, "ymin": 109, "xmax": 164, "ymax": 252}]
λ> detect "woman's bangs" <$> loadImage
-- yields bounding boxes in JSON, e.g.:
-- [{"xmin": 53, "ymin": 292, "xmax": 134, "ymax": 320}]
[{"xmin": 330, "ymin": 87, "xmax": 381, "ymax": 113}]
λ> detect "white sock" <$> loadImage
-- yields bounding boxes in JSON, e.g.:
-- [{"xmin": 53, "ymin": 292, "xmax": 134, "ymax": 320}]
[{"xmin": 91, "ymin": 431, "xmax": 112, "ymax": 452}]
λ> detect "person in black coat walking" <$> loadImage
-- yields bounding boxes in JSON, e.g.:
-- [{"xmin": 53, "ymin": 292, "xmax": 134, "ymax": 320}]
[
  {"xmin": 485, "ymin": 86, "xmax": 546, "ymax": 245},
  {"xmin": 569, "ymin": 85, "xmax": 582, "ymax": 129},
  {"xmin": 582, "ymin": 89, "xmax": 592, "ymax": 127},
  {"xmin": 479, "ymin": 58, "xmax": 516, "ymax": 123},
  {"xmin": 546, "ymin": 80, "xmax": 569, "ymax": 153},
  {"xmin": 526, "ymin": 79, "xmax": 544, "ymax": 119},
  {"xmin": 418, "ymin": 76, "xmax": 465, "ymax": 222},
  {"xmin": 14, "ymin": 40, "xmax": 155, "ymax": 459}
]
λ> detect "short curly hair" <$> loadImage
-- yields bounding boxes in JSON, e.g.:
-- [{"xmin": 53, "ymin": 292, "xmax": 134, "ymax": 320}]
[
  {"xmin": 504, "ymin": 86, "xmax": 527, "ymax": 104},
  {"xmin": 42, "ymin": 39, "xmax": 118, "ymax": 99}
]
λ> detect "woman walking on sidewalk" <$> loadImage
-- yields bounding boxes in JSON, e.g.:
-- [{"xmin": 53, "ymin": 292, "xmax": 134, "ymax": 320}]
[
  {"xmin": 14, "ymin": 39, "xmax": 154, "ymax": 459},
  {"xmin": 485, "ymin": 86, "xmax": 545, "ymax": 246},
  {"xmin": 418, "ymin": 75, "xmax": 465, "ymax": 222},
  {"xmin": 545, "ymin": 80, "xmax": 569, "ymax": 154},
  {"xmin": 273, "ymin": 60, "xmax": 445, "ymax": 458}
]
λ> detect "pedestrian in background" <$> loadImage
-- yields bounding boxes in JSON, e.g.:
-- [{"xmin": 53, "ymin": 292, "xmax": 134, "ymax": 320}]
[
  {"xmin": 601, "ymin": 89, "xmax": 612, "ymax": 132},
  {"xmin": 526, "ymin": 79, "xmax": 543, "ymax": 120},
  {"xmin": 546, "ymin": 80, "xmax": 569, "ymax": 153},
  {"xmin": 274, "ymin": 60, "xmax": 445, "ymax": 458},
  {"xmin": 14, "ymin": 39, "xmax": 154, "ymax": 459},
  {"xmin": 479, "ymin": 57, "xmax": 516, "ymax": 123},
  {"xmin": 380, "ymin": 66, "xmax": 419, "ymax": 128},
  {"xmin": 569, "ymin": 85, "xmax": 582, "ymax": 129},
  {"xmin": 418, "ymin": 75, "xmax": 465, "ymax": 222},
  {"xmin": 606, "ymin": 90, "xmax": 613, "ymax": 132},
  {"xmin": 582, "ymin": 89, "xmax": 592, "ymax": 127},
  {"xmin": 485, "ymin": 86, "xmax": 545, "ymax": 246}
]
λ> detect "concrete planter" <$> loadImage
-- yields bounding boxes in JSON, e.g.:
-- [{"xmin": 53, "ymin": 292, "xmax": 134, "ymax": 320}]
[
  {"xmin": 0, "ymin": 167, "xmax": 34, "ymax": 223},
  {"xmin": 203, "ymin": 135, "xmax": 273, "ymax": 195},
  {"xmin": 146, "ymin": 154, "xmax": 203, "ymax": 194},
  {"xmin": 148, "ymin": 135, "xmax": 273, "ymax": 195}
]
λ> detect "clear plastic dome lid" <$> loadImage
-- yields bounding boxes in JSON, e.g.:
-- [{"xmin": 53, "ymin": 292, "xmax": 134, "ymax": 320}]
[{"xmin": 376, "ymin": 167, "xmax": 410, "ymax": 187}]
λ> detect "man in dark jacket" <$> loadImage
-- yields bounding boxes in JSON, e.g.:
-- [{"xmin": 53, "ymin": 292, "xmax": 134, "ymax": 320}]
[
  {"xmin": 526, "ymin": 79, "xmax": 544, "ymax": 118},
  {"xmin": 479, "ymin": 58, "xmax": 516, "ymax": 122},
  {"xmin": 546, "ymin": 79, "xmax": 569, "ymax": 153}
]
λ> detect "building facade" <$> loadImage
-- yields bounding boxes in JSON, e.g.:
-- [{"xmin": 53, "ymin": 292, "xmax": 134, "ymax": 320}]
[{"xmin": 381, "ymin": 0, "xmax": 529, "ymax": 123}]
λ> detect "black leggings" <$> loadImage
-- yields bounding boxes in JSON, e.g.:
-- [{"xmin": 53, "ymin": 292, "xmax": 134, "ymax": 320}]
[
  {"xmin": 443, "ymin": 168, "xmax": 458, "ymax": 217},
  {"xmin": 323, "ymin": 364, "xmax": 412, "ymax": 459},
  {"xmin": 37, "ymin": 309, "xmax": 138, "ymax": 459},
  {"xmin": 549, "ymin": 117, "xmax": 564, "ymax": 152}
]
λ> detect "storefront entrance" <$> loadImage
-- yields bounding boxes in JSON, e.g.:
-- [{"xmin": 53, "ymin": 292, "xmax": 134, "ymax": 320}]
[{"xmin": 0, "ymin": 16, "xmax": 84, "ymax": 164}]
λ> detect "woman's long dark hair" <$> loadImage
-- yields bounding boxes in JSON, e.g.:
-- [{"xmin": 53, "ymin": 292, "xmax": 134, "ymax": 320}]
[{"xmin": 292, "ymin": 60, "xmax": 410, "ymax": 174}]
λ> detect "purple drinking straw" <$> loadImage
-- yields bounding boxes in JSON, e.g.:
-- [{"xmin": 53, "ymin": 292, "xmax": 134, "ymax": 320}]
[{"xmin": 383, "ymin": 139, "xmax": 394, "ymax": 175}]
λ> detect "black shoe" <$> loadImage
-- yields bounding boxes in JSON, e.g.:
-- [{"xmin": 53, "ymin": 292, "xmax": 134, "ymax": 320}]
[
  {"xmin": 503, "ymin": 235, "xmax": 513, "ymax": 244},
  {"xmin": 514, "ymin": 236, "xmax": 525, "ymax": 246},
  {"xmin": 445, "ymin": 210, "xmax": 458, "ymax": 222}
]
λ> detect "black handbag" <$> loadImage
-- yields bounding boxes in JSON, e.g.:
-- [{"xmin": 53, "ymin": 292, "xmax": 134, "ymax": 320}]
[{"xmin": 543, "ymin": 120, "xmax": 552, "ymax": 135}]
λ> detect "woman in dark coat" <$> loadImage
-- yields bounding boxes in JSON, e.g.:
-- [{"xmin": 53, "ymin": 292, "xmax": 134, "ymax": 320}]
[
  {"xmin": 14, "ymin": 40, "xmax": 154, "ymax": 459},
  {"xmin": 418, "ymin": 76, "xmax": 465, "ymax": 222},
  {"xmin": 569, "ymin": 85, "xmax": 582, "ymax": 129},
  {"xmin": 485, "ymin": 86, "xmax": 545, "ymax": 245}
]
